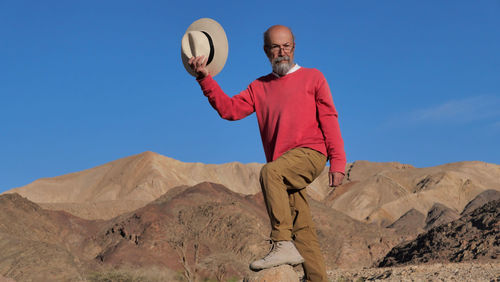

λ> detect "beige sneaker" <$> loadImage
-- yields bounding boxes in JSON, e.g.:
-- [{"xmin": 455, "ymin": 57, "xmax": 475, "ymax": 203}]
[{"xmin": 249, "ymin": 240, "xmax": 305, "ymax": 271}]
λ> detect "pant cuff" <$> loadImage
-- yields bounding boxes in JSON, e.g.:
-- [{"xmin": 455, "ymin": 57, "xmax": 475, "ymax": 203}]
[{"xmin": 270, "ymin": 230, "xmax": 292, "ymax": 241}]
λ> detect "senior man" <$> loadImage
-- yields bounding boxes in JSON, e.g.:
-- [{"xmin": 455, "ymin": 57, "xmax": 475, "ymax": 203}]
[{"xmin": 188, "ymin": 25, "xmax": 346, "ymax": 282}]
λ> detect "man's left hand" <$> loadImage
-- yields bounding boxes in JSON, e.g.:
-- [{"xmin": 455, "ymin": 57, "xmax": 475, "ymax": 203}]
[{"xmin": 329, "ymin": 172, "xmax": 344, "ymax": 187}]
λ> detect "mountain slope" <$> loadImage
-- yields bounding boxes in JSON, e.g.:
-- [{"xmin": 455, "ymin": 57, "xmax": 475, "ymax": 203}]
[
  {"xmin": 0, "ymin": 182, "xmax": 405, "ymax": 281},
  {"xmin": 0, "ymin": 194, "xmax": 104, "ymax": 281},
  {"xmin": 4, "ymin": 153, "xmax": 499, "ymax": 225},
  {"xmin": 326, "ymin": 161, "xmax": 500, "ymax": 227},
  {"xmin": 3, "ymin": 152, "xmax": 264, "ymax": 219},
  {"xmin": 378, "ymin": 199, "xmax": 500, "ymax": 267},
  {"xmin": 5, "ymin": 151, "xmax": 263, "ymax": 203}
]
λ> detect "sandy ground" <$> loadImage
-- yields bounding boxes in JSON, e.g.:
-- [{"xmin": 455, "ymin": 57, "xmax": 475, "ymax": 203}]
[{"xmin": 327, "ymin": 262, "xmax": 500, "ymax": 282}]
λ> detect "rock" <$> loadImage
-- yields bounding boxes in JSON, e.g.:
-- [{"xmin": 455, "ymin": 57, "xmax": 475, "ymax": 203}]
[{"xmin": 244, "ymin": 265, "xmax": 299, "ymax": 282}]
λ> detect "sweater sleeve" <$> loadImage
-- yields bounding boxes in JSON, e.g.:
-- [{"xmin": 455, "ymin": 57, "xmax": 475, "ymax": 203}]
[
  {"xmin": 315, "ymin": 72, "xmax": 347, "ymax": 174},
  {"xmin": 197, "ymin": 75, "xmax": 255, "ymax": 121}
]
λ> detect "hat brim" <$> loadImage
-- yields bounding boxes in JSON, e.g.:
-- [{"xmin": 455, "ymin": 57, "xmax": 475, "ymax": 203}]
[{"xmin": 181, "ymin": 18, "xmax": 228, "ymax": 77}]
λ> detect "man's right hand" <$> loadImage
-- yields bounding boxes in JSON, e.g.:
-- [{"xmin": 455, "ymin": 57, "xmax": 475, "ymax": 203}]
[
  {"xmin": 329, "ymin": 171, "xmax": 344, "ymax": 187},
  {"xmin": 188, "ymin": 55, "xmax": 209, "ymax": 79}
]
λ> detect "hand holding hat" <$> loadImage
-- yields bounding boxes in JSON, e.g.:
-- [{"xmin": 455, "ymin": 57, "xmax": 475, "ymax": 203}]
[
  {"xmin": 188, "ymin": 55, "xmax": 209, "ymax": 79},
  {"xmin": 181, "ymin": 18, "xmax": 228, "ymax": 78}
]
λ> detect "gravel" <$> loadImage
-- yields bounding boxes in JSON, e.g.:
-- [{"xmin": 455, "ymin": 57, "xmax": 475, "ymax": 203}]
[{"xmin": 327, "ymin": 262, "xmax": 500, "ymax": 282}]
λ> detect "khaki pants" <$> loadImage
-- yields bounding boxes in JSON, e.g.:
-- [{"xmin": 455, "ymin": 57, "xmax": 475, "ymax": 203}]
[{"xmin": 259, "ymin": 147, "xmax": 328, "ymax": 282}]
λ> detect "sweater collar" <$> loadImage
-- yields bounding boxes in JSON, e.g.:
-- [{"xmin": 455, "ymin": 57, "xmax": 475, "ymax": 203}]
[{"xmin": 272, "ymin": 63, "xmax": 301, "ymax": 78}]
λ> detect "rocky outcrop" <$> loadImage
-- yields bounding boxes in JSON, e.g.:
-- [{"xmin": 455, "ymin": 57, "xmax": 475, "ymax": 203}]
[
  {"xmin": 378, "ymin": 199, "xmax": 500, "ymax": 267},
  {"xmin": 244, "ymin": 265, "xmax": 299, "ymax": 282}
]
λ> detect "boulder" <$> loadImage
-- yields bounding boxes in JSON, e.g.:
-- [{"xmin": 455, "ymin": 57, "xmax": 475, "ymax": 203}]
[{"xmin": 244, "ymin": 265, "xmax": 299, "ymax": 282}]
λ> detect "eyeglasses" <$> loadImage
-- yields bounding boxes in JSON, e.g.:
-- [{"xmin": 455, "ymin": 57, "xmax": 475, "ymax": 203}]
[{"xmin": 267, "ymin": 43, "xmax": 294, "ymax": 53}]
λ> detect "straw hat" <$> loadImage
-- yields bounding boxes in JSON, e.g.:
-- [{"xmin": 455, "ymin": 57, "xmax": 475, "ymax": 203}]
[{"xmin": 181, "ymin": 18, "xmax": 228, "ymax": 77}]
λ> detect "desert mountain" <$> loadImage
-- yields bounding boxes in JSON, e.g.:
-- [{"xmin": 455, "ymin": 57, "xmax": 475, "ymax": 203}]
[
  {"xmin": 378, "ymin": 199, "xmax": 500, "ymax": 267},
  {"xmin": 4, "ymin": 151, "xmax": 263, "ymax": 202},
  {"xmin": 2, "ymin": 152, "xmax": 499, "ymax": 281},
  {"xmin": 5, "ymin": 152, "xmax": 499, "ymax": 225},
  {"xmin": 3, "ymin": 151, "xmax": 350, "ymax": 220},
  {"xmin": 94, "ymin": 182, "xmax": 269, "ymax": 280},
  {"xmin": 378, "ymin": 188, "xmax": 500, "ymax": 243},
  {"xmin": 91, "ymin": 181, "xmax": 399, "ymax": 274},
  {"xmin": 0, "ymin": 182, "xmax": 400, "ymax": 281},
  {"xmin": 325, "ymin": 160, "xmax": 500, "ymax": 228},
  {"xmin": 3, "ymin": 152, "xmax": 263, "ymax": 219}
]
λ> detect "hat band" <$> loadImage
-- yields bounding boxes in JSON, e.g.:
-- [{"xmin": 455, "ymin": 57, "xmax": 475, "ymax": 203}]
[{"xmin": 201, "ymin": 31, "xmax": 215, "ymax": 65}]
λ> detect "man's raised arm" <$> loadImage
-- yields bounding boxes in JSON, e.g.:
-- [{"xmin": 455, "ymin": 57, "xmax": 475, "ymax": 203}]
[{"xmin": 189, "ymin": 55, "xmax": 255, "ymax": 121}]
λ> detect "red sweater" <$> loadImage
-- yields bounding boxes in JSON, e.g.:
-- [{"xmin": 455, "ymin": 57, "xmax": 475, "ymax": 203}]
[{"xmin": 198, "ymin": 67, "xmax": 346, "ymax": 173}]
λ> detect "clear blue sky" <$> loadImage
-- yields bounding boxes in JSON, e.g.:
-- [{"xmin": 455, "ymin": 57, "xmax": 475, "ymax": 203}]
[{"xmin": 1, "ymin": 1, "xmax": 499, "ymax": 192}]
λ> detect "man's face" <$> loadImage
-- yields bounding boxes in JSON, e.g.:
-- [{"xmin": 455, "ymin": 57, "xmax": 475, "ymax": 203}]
[{"xmin": 264, "ymin": 26, "xmax": 295, "ymax": 76}]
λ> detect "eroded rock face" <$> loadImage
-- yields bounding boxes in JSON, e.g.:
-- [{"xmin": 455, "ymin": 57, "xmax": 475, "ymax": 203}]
[
  {"xmin": 424, "ymin": 203, "xmax": 460, "ymax": 230},
  {"xmin": 378, "ymin": 199, "xmax": 500, "ymax": 267},
  {"xmin": 387, "ymin": 208, "xmax": 426, "ymax": 236},
  {"xmin": 244, "ymin": 265, "xmax": 299, "ymax": 282}
]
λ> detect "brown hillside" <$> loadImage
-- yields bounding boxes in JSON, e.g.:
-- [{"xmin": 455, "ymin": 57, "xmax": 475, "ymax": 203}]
[
  {"xmin": 2, "ymin": 151, "xmax": 349, "ymax": 220},
  {"xmin": 0, "ymin": 194, "xmax": 104, "ymax": 281},
  {"xmin": 4, "ymin": 153, "xmax": 498, "ymax": 227},
  {"xmin": 0, "ymin": 182, "xmax": 407, "ymax": 281},
  {"xmin": 5, "ymin": 151, "xmax": 264, "ymax": 203},
  {"xmin": 3, "ymin": 152, "xmax": 264, "ymax": 219},
  {"xmin": 94, "ymin": 182, "xmax": 270, "ymax": 279}
]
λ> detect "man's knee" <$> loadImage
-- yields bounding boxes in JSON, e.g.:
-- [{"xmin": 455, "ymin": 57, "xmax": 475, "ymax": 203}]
[{"xmin": 260, "ymin": 161, "xmax": 281, "ymax": 182}]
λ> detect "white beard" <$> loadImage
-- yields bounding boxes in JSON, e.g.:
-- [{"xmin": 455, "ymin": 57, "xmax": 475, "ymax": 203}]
[{"xmin": 272, "ymin": 56, "xmax": 294, "ymax": 76}]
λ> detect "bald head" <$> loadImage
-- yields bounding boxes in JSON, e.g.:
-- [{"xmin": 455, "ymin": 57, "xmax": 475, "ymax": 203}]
[
  {"xmin": 263, "ymin": 25, "xmax": 295, "ymax": 48},
  {"xmin": 263, "ymin": 25, "xmax": 296, "ymax": 76}
]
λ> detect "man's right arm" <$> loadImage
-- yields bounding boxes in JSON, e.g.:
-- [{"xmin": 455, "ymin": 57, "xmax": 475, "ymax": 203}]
[{"xmin": 189, "ymin": 56, "xmax": 255, "ymax": 121}]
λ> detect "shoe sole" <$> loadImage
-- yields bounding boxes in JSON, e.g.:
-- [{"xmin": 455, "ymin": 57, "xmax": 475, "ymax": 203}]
[
  {"xmin": 289, "ymin": 258, "xmax": 305, "ymax": 266},
  {"xmin": 249, "ymin": 258, "xmax": 305, "ymax": 271}
]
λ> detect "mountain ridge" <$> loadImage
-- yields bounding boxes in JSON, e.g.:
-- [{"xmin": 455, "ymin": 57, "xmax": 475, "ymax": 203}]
[{"xmin": 3, "ymin": 152, "xmax": 499, "ymax": 225}]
